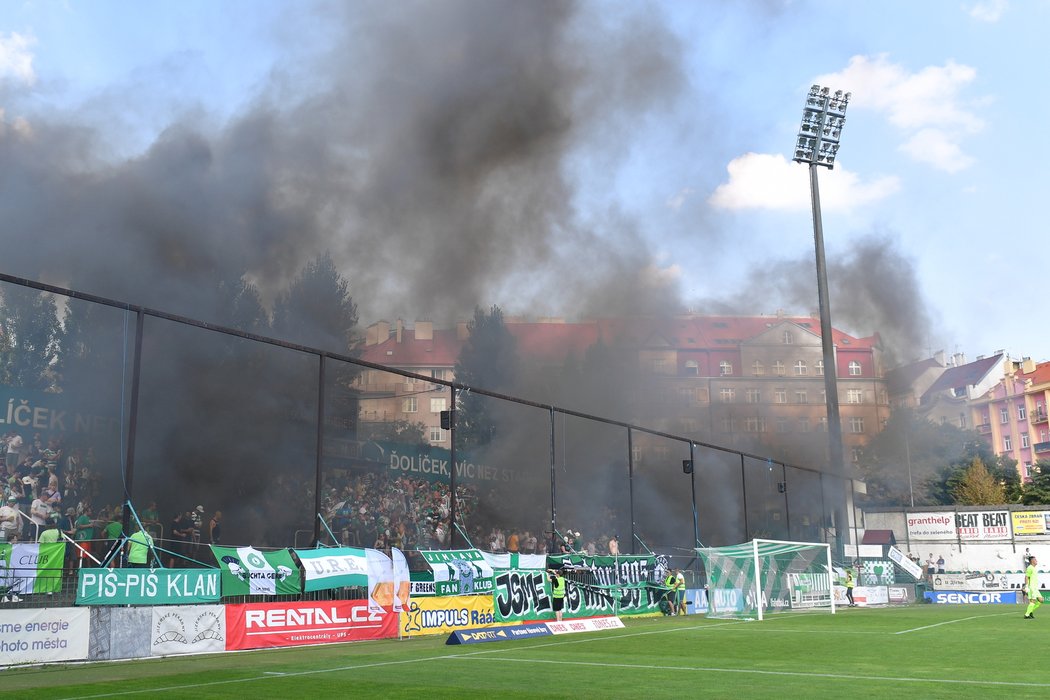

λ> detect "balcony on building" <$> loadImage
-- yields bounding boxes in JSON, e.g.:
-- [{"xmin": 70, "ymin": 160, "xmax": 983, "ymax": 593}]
[
  {"xmin": 1035, "ymin": 441, "xmax": 1050, "ymax": 455},
  {"xmin": 1032, "ymin": 409, "xmax": 1049, "ymax": 425},
  {"xmin": 976, "ymin": 423, "xmax": 992, "ymax": 434}
]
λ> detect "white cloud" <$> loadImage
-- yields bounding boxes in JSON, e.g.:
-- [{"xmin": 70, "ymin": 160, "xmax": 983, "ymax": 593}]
[
  {"xmin": 814, "ymin": 55, "xmax": 984, "ymax": 172},
  {"xmin": 0, "ymin": 32, "xmax": 37, "ymax": 85},
  {"xmin": 899, "ymin": 128, "xmax": 974, "ymax": 173},
  {"xmin": 968, "ymin": 0, "xmax": 1008, "ymax": 22},
  {"xmin": 665, "ymin": 187, "xmax": 694, "ymax": 211},
  {"xmin": 708, "ymin": 153, "xmax": 900, "ymax": 212}
]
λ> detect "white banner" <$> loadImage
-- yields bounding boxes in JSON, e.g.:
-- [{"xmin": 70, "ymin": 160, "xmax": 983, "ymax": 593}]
[
  {"xmin": 546, "ymin": 616, "xmax": 625, "ymax": 635},
  {"xmin": 906, "ymin": 512, "xmax": 955, "ymax": 540},
  {"xmin": 954, "ymin": 511, "xmax": 1011, "ymax": 540},
  {"xmin": 150, "ymin": 605, "xmax": 226, "ymax": 656},
  {"xmin": 0, "ymin": 607, "xmax": 89, "ymax": 665},
  {"xmin": 888, "ymin": 546, "xmax": 923, "ymax": 580}
]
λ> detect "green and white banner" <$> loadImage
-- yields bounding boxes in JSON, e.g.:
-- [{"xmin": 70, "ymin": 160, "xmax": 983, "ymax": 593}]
[
  {"xmin": 211, "ymin": 546, "xmax": 301, "ymax": 596},
  {"xmin": 294, "ymin": 547, "xmax": 369, "ymax": 592},
  {"xmin": 76, "ymin": 568, "xmax": 220, "ymax": 605},
  {"xmin": 494, "ymin": 555, "xmax": 660, "ymax": 623},
  {"xmin": 421, "ymin": 549, "xmax": 495, "ymax": 596},
  {"xmin": 0, "ymin": 543, "xmax": 65, "ymax": 595}
]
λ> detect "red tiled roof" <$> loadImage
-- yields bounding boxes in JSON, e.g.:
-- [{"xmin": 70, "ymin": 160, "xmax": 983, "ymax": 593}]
[
  {"xmin": 1020, "ymin": 360, "xmax": 1050, "ymax": 386},
  {"xmin": 358, "ymin": 315, "xmax": 877, "ymax": 368}
]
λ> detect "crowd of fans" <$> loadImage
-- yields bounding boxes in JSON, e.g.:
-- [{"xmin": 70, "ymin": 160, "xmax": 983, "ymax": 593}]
[{"xmin": 1, "ymin": 429, "xmax": 627, "ymax": 569}]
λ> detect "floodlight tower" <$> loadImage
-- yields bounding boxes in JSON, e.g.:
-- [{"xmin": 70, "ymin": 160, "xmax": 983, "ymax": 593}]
[{"xmin": 792, "ymin": 84, "xmax": 851, "ymax": 532}]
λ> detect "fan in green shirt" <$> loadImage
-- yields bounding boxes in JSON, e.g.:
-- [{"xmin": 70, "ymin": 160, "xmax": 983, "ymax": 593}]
[{"xmin": 126, "ymin": 528, "xmax": 154, "ymax": 568}]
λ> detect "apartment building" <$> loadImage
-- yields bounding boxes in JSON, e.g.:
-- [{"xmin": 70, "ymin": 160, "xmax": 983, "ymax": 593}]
[
  {"xmin": 355, "ymin": 314, "xmax": 888, "ymax": 467},
  {"xmin": 969, "ymin": 358, "xmax": 1050, "ymax": 480}
]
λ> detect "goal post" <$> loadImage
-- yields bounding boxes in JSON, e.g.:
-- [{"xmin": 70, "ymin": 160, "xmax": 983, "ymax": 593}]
[{"xmin": 698, "ymin": 538, "xmax": 835, "ymax": 620}]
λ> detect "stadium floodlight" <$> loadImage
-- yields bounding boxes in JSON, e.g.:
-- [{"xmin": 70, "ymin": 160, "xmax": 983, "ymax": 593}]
[{"xmin": 791, "ymin": 85, "xmax": 849, "ymax": 496}]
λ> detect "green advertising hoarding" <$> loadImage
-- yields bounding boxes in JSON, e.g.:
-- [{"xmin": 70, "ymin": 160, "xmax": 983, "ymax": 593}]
[{"xmin": 76, "ymin": 568, "xmax": 220, "ymax": 605}]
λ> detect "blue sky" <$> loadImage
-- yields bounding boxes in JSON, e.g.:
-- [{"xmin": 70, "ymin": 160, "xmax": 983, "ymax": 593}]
[{"xmin": 1, "ymin": 0, "xmax": 1047, "ymax": 366}]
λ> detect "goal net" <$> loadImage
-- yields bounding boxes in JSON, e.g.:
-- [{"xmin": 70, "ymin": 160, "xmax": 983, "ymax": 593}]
[{"xmin": 698, "ymin": 539, "xmax": 835, "ymax": 620}]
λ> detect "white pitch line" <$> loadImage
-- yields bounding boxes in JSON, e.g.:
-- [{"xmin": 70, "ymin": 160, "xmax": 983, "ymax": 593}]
[
  {"xmin": 459, "ymin": 656, "xmax": 1050, "ymax": 689},
  {"xmin": 55, "ymin": 621, "xmax": 748, "ymax": 699},
  {"xmin": 894, "ymin": 611, "xmax": 1017, "ymax": 635}
]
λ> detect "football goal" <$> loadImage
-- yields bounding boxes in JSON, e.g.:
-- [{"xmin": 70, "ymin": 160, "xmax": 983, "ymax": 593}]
[{"xmin": 697, "ymin": 538, "xmax": 835, "ymax": 620}]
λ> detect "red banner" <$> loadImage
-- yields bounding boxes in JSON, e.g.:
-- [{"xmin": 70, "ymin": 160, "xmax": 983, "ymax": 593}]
[{"xmin": 225, "ymin": 600, "xmax": 397, "ymax": 650}]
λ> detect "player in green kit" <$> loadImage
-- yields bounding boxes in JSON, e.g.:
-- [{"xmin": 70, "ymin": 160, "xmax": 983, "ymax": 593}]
[{"xmin": 1024, "ymin": 555, "xmax": 1041, "ymax": 619}]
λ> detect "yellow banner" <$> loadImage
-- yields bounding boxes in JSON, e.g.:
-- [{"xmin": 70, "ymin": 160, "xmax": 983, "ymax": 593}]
[
  {"xmin": 400, "ymin": 594, "xmax": 496, "ymax": 637},
  {"xmin": 1011, "ymin": 511, "xmax": 1049, "ymax": 536}
]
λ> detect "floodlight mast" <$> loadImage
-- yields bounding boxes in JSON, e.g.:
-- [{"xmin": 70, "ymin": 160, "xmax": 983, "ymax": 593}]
[{"xmin": 792, "ymin": 85, "xmax": 851, "ymax": 549}]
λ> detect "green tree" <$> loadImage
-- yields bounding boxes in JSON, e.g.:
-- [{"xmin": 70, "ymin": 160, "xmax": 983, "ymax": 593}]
[
  {"xmin": 0, "ymin": 285, "xmax": 61, "ymax": 391},
  {"xmin": 453, "ymin": 305, "xmax": 519, "ymax": 448},
  {"xmin": 1018, "ymin": 460, "xmax": 1050, "ymax": 505},
  {"xmin": 272, "ymin": 252, "xmax": 358, "ymax": 354},
  {"xmin": 856, "ymin": 408, "xmax": 983, "ymax": 506},
  {"xmin": 951, "ymin": 458, "xmax": 1005, "ymax": 505}
]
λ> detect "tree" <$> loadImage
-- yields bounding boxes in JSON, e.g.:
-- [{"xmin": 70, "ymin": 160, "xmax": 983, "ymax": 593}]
[
  {"xmin": 1018, "ymin": 460, "xmax": 1050, "ymax": 505},
  {"xmin": 952, "ymin": 458, "xmax": 1005, "ymax": 505},
  {"xmin": 453, "ymin": 305, "xmax": 519, "ymax": 449},
  {"xmin": 855, "ymin": 408, "xmax": 985, "ymax": 507},
  {"xmin": 0, "ymin": 285, "xmax": 61, "ymax": 391},
  {"xmin": 271, "ymin": 252, "xmax": 358, "ymax": 355}
]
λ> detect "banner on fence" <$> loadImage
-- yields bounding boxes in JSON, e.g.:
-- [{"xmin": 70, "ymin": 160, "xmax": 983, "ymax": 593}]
[
  {"xmin": 150, "ymin": 604, "xmax": 226, "ymax": 656},
  {"xmin": 492, "ymin": 565, "xmax": 660, "ymax": 623},
  {"xmin": 954, "ymin": 511, "xmax": 1011, "ymax": 540},
  {"xmin": 294, "ymin": 547, "xmax": 369, "ymax": 592},
  {"xmin": 888, "ymin": 546, "xmax": 924, "ymax": 580},
  {"xmin": 77, "ymin": 568, "xmax": 220, "ymax": 605},
  {"xmin": 400, "ymin": 594, "xmax": 497, "ymax": 637},
  {"xmin": 211, "ymin": 546, "xmax": 301, "ymax": 596},
  {"xmin": 421, "ymin": 549, "xmax": 495, "ymax": 596},
  {"xmin": 1012, "ymin": 511, "xmax": 1050, "ymax": 537},
  {"xmin": 0, "ymin": 607, "xmax": 89, "ymax": 665},
  {"xmin": 905, "ymin": 513, "xmax": 955, "ymax": 541},
  {"xmin": 225, "ymin": 599, "xmax": 397, "ymax": 650},
  {"xmin": 0, "ymin": 542, "xmax": 65, "ymax": 595}
]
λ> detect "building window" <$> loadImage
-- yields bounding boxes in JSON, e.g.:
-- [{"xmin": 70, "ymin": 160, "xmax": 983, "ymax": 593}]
[
  {"xmin": 774, "ymin": 389, "xmax": 787, "ymax": 404},
  {"xmin": 678, "ymin": 387, "xmax": 695, "ymax": 404},
  {"xmin": 795, "ymin": 390, "xmax": 808, "ymax": 404},
  {"xmin": 720, "ymin": 417, "xmax": 735, "ymax": 432},
  {"xmin": 745, "ymin": 417, "xmax": 765, "ymax": 433},
  {"xmin": 799, "ymin": 417, "xmax": 810, "ymax": 433},
  {"xmin": 403, "ymin": 397, "xmax": 418, "ymax": 413},
  {"xmin": 849, "ymin": 417, "xmax": 865, "ymax": 434},
  {"xmin": 746, "ymin": 389, "xmax": 761, "ymax": 404},
  {"xmin": 794, "ymin": 360, "xmax": 807, "ymax": 376},
  {"xmin": 431, "ymin": 369, "xmax": 447, "ymax": 381},
  {"xmin": 429, "ymin": 427, "xmax": 446, "ymax": 443},
  {"xmin": 719, "ymin": 388, "xmax": 736, "ymax": 403},
  {"xmin": 848, "ymin": 361, "xmax": 862, "ymax": 376},
  {"xmin": 847, "ymin": 389, "xmax": 863, "ymax": 404},
  {"xmin": 774, "ymin": 361, "xmax": 786, "ymax": 376},
  {"xmin": 782, "ymin": 331, "xmax": 793, "ymax": 344},
  {"xmin": 1022, "ymin": 433, "xmax": 1030, "ymax": 449},
  {"xmin": 851, "ymin": 447, "xmax": 863, "ymax": 463},
  {"xmin": 430, "ymin": 398, "xmax": 447, "ymax": 413},
  {"xmin": 652, "ymin": 358, "xmax": 668, "ymax": 374},
  {"xmin": 816, "ymin": 359, "xmax": 824, "ymax": 376},
  {"xmin": 685, "ymin": 360, "xmax": 699, "ymax": 376},
  {"xmin": 720, "ymin": 360, "xmax": 733, "ymax": 376},
  {"xmin": 818, "ymin": 416, "xmax": 827, "ymax": 432},
  {"xmin": 1000, "ymin": 408, "xmax": 1009, "ymax": 424},
  {"xmin": 776, "ymin": 417, "xmax": 789, "ymax": 433},
  {"xmin": 751, "ymin": 360, "xmax": 765, "ymax": 376},
  {"xmin": 819, "ymin": 390, "xmax": 826, "ymax": 403},
  {"xmin": 1019, "ymin": 405, "xmax": 1027, "ymax": 420},
  {"xmin": 1004, "ymin": 436, "xmax": 1012, "ymax": 451}
]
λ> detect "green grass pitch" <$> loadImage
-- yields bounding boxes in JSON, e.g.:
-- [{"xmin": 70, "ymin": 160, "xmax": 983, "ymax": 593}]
[{"xmin": 2, "ymin": 604, "xmax": 1046, "ymax": 699}]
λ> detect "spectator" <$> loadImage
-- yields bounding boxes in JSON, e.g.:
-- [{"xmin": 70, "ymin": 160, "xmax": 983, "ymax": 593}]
[
  {"xmin": 523, "ymin": 531, "xmax": 537, "ymax": 554},
  {"xmin": 0, "ymin": 495, "xmax": 22, "ymax": 542},
  {"xmin": 4, "ymin": 431, "xmax": 23, "ymax": 471},
  {"xmin": 38, "ymin": 514, "xmax": 61, "ymax": 543},
  {"xmin": 209, "ymin": 510, "xmax": 222, "ymax": 545},
  {"xmin": 74, "ymin": 506, "xmax": 96, "ymax": 561},
  {"xmin": 936, "ymin": 554, "xmax": 945, "ymax": 574},
  {"xmin": 125, "ymin": 526, "xmax": 154, "ymax": 568},
  {"xmin": 608, "ymin": 535, "xmax": 620, "ymax": 557}
]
